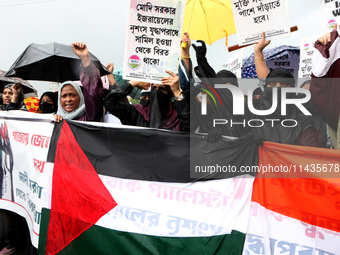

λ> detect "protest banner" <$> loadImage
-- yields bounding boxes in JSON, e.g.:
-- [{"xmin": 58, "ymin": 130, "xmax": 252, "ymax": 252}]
[
  {"xmin": 222, "ymin": 49, "xmax": 244, "ymax": 78},
  {"xmin": 320, "ymin": 0, "xmax": 340, "ymax": 33},
  {"xmin": 298, "ymin": 35, "xmax": 320, "ymax": 80},
  {"xmin": 266, "ymin": 50, "xmax": 300, "ymax": 80},
  {"xmin": 0, "ymin": 112, "xmax": 54, "ymax": 248},
  {"xmin": 0, "ymin": 112, "xmax": 339, "ymax": 254},
  {"xmin": 231, "ymin": 0, "xmax": 291, "ymax": 46},
  {"xmin": 123, "ymin": 0, "xmax": 186, "ymax": 83}
]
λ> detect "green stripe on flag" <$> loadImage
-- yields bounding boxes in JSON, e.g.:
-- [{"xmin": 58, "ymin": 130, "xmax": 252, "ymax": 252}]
[
  {"xmin": 38, "ymin": 208, "xmax": 50, "ymax": 255},
  {"xmin": 38, "ymin": 209, "xmax": 245, "ymax": 255},
  {"xmin": 59, "ymin": 226, "xmax": 245, "ymax": 255}
]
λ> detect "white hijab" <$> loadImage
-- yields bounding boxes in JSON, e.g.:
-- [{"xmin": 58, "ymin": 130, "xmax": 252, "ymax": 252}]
[{"xmin": 56, "ymin": 81, "xmax": 86, "ymax": 120}]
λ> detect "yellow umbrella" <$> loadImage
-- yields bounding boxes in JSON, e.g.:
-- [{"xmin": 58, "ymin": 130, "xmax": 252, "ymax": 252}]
[{"xmin": 182, "ymin": 0, "xmax": 236, "ymax": 46}]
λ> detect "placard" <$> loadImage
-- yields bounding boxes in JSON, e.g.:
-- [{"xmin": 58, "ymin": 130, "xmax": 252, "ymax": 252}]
[
  {"xmin": 123, "ymin": 0, "xmax": 186, "ymax": 83},
  {"xmin": 231, "ymin": 0, "xmax": 290, "ymax": 46}
]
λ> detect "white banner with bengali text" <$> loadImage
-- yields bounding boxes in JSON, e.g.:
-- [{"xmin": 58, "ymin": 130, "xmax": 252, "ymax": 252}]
[
  {"xmin": 0, "ymin": 111, "xmax": 54, "ymax": 248},
  {"xmin": 320, "ymin": 0, "xmax": 340, "ymax": 33},
  {"xmin": 123, "ymin": 0, "xmax": 186, "ymax": 83},
  {"xmin": 298, "ymin": 35, "xmax": 321, "ymax": 80},
  {"xmin": 223, "ymin": 49, "xmax": 244, "ymax": 78},
  {"xmin": 231, "ymin": 0, "xmax": 290, "ymax": 46}
]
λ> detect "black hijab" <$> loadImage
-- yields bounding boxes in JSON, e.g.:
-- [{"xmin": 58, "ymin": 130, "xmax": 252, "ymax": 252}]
[
  {"xmin": 256, "ymin": 69, "xmax": 315, "ymax": 145},
  {"xmin": 39, "ymin": 91, "xmax": 58, "ymax": 113}
]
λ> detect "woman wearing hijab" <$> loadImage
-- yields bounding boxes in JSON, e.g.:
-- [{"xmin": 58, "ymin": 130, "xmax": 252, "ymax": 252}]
[
  {"xmin": 297, "ymin": 80, "xmax": 328, "ymax": 148},
  {"xmin": 0, "ymin": 83, "xmax": 25, "ymax": 255},
  {"xmin": 252, "ymin": 87, "xmax": 263, "ymax": 110},
  {"xmin": 103, "ymin": 70, "xmax": 190, "ymax": 131},
  {"xmin": 189, "ymin": 37, "xmax": 249, "ymax": 140},
  {"xmin": 39, "ymin": 91, "xmax": 58, "ymax": 114},
  {"xmin": 0, "ymin": 83, "xmax": 26, "ymax": 111},
  {"xmin": 253, "ymin": 33, "xmax": 318, "ymax": 147},
  {"xmin": 54, "ymin": 41, "xmax": 104, "ymax": 122}
]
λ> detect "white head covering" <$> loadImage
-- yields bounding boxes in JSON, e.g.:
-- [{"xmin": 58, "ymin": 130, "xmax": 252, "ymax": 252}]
[{"xmin": 56, "ymin": 81, "xmax": 86, "ymax": 120}]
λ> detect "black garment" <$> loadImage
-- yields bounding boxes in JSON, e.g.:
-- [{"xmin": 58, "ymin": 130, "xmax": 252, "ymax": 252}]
[
  {"xmin": 104, "ymin": 83, "xmax": 190, "ymax": 131},
  {"xmin": 297, "ymin": 94, "xmax": 328, "ymax": 148},
  {"xmin": 265, "ymin": 68, "xmax": 296, "ymax": 87},
  {"xmin": 252, "ymin": 87, "xmax": 318, "ymax": 147},
  {"xmin": 140, "ymin": 91, "xmax": 150, "ymax": 106},
  {"xmin": 252, "ymin": 116, "xmax": 318, "ymax": 147},
  {"xmin": 104, "ymin": 82, "xmax": 129, "ymax": 105},
  {"xmin": 1, "ymin": 102, "xmax": 24, "ymax": 111},
  {"xmin": 0, "ymin": 210, "xmax": 37, "ymax": 255},
  {"xmin": 39, "ymin": 91, "xmax": 58, "ymax": 113},
  {"xmin": 252, "ymin": 87, "xmax": 263, "ymax": 110},
  {"xmin": 1, "ymin": 84, "xmax": 27, "ymax": 111},
  {"xmin": 192, "ymin": 52, "xmax": 250, "ymax": 138},
  {"xmin": 40, "ymin": 102, "xmax": 55, "ymax": 114}
]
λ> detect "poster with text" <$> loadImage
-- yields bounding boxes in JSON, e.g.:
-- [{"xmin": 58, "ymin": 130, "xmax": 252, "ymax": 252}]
[
  {"xmin": 320, "ymin": 0, "xmax": 340, "ymax": 33},
  {"xmin": 123, "ymin": 0, "xmax": 186, "ymax": 83},
  {"xmin": 0, "ymin": 112, "xmax": 54, "ymax": 248},
  {"xmin": 222, "ymin": 48, "xmax": 244, "ymax": 78},
  {"xmin": 231, "ymin": 0, "xmax": 291, "ymax": 46},
  {"xmin": 298, "ymin": 35, "xmax": 321, "ymax": 80}
]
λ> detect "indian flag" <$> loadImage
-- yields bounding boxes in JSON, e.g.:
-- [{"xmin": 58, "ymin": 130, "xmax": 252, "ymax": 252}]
[{"xmin": 244, "ymin": 142, "xmax": 340, "ymax": 254}]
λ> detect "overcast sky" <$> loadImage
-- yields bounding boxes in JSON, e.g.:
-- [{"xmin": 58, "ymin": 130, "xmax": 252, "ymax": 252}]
[{"xmin": 0, "ymin": 0, "xmax": 325, "ymax": 95}]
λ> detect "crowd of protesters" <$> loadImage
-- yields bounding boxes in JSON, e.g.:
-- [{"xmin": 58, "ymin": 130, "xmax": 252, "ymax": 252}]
[
  {"xmin": 0, "ymin": 25, "xmax": 339, "ymax": 254},
  {"xmin": 0, "ymin": 34, "xmax": 337, "ymax": 148}
]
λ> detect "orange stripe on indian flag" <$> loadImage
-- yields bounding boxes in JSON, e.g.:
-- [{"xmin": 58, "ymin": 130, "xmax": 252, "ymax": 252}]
[{"xmin": 252, "ymin": 142, "xmax": 340, "ymax": 233}]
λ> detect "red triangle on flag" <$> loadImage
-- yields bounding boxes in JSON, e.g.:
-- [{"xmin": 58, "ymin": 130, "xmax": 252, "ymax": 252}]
[{"xmin": 46, "ymin": 121, "xmax": 117, "ymax": 255}]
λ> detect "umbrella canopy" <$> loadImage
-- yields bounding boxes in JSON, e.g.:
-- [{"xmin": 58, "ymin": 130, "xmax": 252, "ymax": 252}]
[
  {"xmin": 182, "ymin": 0, "xmax": 236, "ymax": 45},
  {"xmin": 242, "ymin": 45, "xmax": 300, "ymax": 80},
  {"xmin": 0, "ymin": 69, "xmax": 37, "ymax": 95},
  {"xmin": 5, "ymin": 42, "xmax": 111, "ymax": 83}
]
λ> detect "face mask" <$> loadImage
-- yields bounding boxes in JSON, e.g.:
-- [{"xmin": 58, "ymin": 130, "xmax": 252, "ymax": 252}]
[
  {"xmin": 140, "ymin": 92, "xmax": 150, "ymax": 106},
  {"xmin": 261, "ymin": 87, "xmax": 283, "ymax": 119},
  {"xmin": 140, "ymin": 99, "xmax": 149, "ymax": 106},
  {"xmin": 253, "ymin": 99, "xmax": 261, "ymax": 110},
  {"xmin": 262, "ymin": 87, "xmax": 296, "ymax": 118},
  {"xmin": 149, "ymin": 90, "xmax": 170, "ymax": 128},
  {"xmin": 40, "ymin": 102, "xmax": 56, "ymax": 113}
]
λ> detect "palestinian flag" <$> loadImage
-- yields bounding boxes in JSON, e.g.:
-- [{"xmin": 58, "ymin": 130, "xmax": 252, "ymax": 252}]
[
  {"xmin": 38, "ymin": 120, "xmax": 259, "ymax": 255},
  {"xmin": 2, "ymin": 105, "xmax": 340, "ymax": 254}
]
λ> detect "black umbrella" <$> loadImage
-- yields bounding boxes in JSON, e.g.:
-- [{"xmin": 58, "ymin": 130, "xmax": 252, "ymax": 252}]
[
  {"xmin": 5, "ymin": 42, "xmax": 111, "ymax": 83},
  {"xmin": 0, "ymin": 70, "xmax": 37, "ymax": 95}
]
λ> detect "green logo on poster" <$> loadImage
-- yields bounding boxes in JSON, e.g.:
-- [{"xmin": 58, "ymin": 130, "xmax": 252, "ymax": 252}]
[{"xmin": 128, "ymin": 55, "xmax": 141, "ymax": 70}]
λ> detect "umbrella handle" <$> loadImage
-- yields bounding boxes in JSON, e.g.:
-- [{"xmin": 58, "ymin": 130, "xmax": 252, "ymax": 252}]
[{"xmin": 181, "ymin": 0, "xmax": 196, "ymax": 50}]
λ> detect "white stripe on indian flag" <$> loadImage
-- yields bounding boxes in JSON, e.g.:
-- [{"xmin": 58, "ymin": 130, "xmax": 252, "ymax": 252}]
[{"xmin": 243, "ymin": 202, "xmax": 340, "ymax": 255}]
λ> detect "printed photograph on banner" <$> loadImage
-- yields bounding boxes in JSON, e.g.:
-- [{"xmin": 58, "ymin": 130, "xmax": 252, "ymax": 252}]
[
  {"xmin": 320, "ymin": 0, "xmax": 340, "ymax": 33},
  {"xmin": 123, "ymin": 0, "xmax": 186, "ymax": 83},
  {"xmin": 0, "ymin": 112, "xmax": 54, "ymax": 248},
  {"xmin": 298, "ymin": 35, "xmax": 321, "ymax": 80},
  {"xmin": 231, "ymin": 0, "xmax": 291, "ymax": 46}
]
